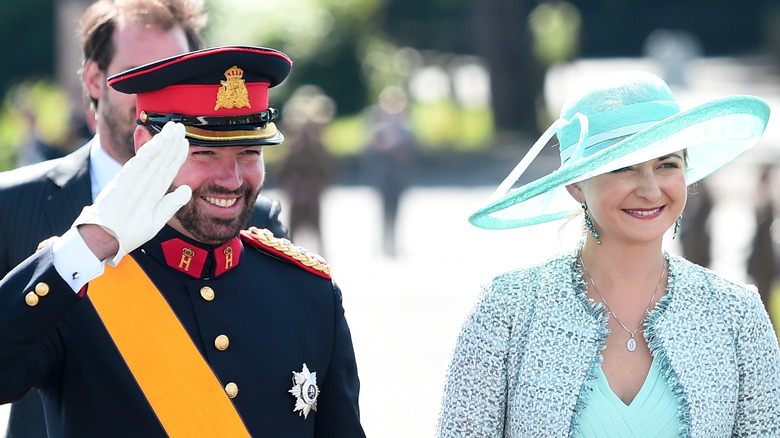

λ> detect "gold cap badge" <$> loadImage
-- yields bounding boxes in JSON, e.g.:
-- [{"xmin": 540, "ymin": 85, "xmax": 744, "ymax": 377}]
[{"xmin": 214, "ymin": 65, "xmax": 252, "ymax": 111}]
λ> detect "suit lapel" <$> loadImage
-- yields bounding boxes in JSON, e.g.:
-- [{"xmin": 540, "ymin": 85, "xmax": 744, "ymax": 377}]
[{"xmin": 44, "ymin": 143, "xmax": 93, "ymax": 235}]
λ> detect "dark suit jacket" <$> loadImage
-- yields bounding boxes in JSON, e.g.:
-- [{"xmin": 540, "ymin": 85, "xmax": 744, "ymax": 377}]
[
  {"xmin": 0, "ymin": 145, "xmax": 92, "ymax": 277},
  {"xmin": 0, "ymin": 140, "xmax": 288, "ymax": 437}
]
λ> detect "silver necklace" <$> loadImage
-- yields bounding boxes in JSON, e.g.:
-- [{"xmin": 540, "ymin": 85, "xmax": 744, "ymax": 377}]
[{"xmin": 579, "ymin": 256, "xmax": 666, "ymax": 352}]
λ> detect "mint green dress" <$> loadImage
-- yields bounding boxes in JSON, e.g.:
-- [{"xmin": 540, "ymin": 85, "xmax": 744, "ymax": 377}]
[{"xmin": 576, "ymin": 358, "xmax": 681, "ymax": 437}]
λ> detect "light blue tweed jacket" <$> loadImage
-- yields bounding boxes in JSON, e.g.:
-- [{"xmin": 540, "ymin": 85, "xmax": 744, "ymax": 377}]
[{"xmin": 437, "ymin": 250, "xmax": 780, "ymax": 437}]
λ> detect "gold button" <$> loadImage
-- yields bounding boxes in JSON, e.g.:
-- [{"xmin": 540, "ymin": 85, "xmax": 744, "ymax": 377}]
[
  {"xmin": 25, "ymin": 292, "xmax": 39, "ymax": 307},
  {"xmin": 200, "ymin": 286, "xmax": 215, "ymax": 301},
  {"xmin": 214, "ymin": 335, "xmax": 230, "ymax": 351},
  {"xmin": 225, "ymin": 382, "xmax": 238, "ymax": 398},
  {"xmin": 34, "ymin": 282, "xmax": 49, "ymax": 296}
]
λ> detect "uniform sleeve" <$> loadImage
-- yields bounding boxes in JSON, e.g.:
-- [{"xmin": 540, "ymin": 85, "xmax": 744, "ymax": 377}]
[
  {"xmin": 734, "ymin": 289, "xmax": 780, "ymax": 436},
  {"xmin": 436, "ymin": 282, "xmax": 511, "ymax": 438},
  {"xmin": 313, "ymin": 282, "xmax": 366, "ymax": 438},
  {"xmin": 0, "ymin": 246, "xmax": 82, "ymax": 402}
]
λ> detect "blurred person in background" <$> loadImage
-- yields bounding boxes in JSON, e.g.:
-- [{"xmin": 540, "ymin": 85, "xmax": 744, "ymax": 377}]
[
  {"xmin": 678, "ymin": 180, "xmax": 713, "ymax": 268},
  {"xmin": 747, "ymin": 163, "xmax": 777, "ymax": 319},
  {"xmin": 275, "ymin": 85, "xmax": 336, "ymax": 255},
  {"xmin": 362, "ymin": 86, "xmax": 416, "ymax": 257}
]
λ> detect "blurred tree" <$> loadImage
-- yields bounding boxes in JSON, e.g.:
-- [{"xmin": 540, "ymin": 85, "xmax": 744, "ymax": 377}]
[
  {"xmin": 571, "ymin": 0, "xmax": 771, "ymax": 57},
  {"xmin": 0, "ymin": 0, "xmax": 55, "ymax": 98},
  {"xmin": 3, "ymin": 0, "xmax": 775, "ymax": 159},
  {"xmin": 529, "ymin": 1, "xmax": 581, "ymax": 66},
  {"xmin": 203, "ymin": 0, "xmax": 382, "ymax": 115},
  {"xmin": 378, "ymin": 0, "xmax": 543, "ymax": 133},
  {"xmin": 470, "ymin": 0, "xmax": 543, "ymax": 133}
]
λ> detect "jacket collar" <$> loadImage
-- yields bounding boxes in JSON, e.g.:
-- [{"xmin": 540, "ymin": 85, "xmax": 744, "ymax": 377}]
[
  {"xmin": 43, "ymin": 144, "xmax": 93, "ymax": 236},
  {"xmin": 47, "ymin": 141, "xmax": 91, "ymax": 188},
  {"xmin": 143, "ymin": 226, "xmax": 242, "ymax": 279}
]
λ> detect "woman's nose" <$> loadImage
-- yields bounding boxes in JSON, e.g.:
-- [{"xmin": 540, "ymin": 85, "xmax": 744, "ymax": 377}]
[{"xmin": 636, "ymin": 171, "xmax": 662, "ymax": 200}]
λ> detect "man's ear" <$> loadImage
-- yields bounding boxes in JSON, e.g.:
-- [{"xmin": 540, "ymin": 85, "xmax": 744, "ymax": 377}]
[
  {"xmin": 133, "ymin": 125, "xmax": 153, "ymax": 153},
  {"xmin": 565, "ymin": 183, "xmax": 583, "ymax": 204},
  {"xmin": 83, "ymin": 60, "xmax": 104, "ymax": 103}
]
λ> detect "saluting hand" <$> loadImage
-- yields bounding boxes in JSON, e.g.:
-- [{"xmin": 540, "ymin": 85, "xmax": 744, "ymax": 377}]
[{"xmin": 73, "ymin": 121, "xmax": 192, "ymax": 266}]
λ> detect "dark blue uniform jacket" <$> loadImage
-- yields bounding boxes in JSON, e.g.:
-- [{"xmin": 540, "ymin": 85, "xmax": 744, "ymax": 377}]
[{"xmin": 0, "ymin": 225, "xmax": 365, "ymax": 437}]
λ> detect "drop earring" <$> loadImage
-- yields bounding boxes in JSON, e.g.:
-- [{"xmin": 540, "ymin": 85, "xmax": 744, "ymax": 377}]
[
  {"xmin": 582, "ymin": 203, "xmax": 601, "ymax": 245},
  {"xmin": 673, "ymin": 214, "xmax": 683, "ymax": 239}
]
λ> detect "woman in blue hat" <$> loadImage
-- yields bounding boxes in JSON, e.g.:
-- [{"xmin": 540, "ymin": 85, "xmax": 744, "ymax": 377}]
[{"xmin": 437, "ymin": 71, "xmax": 780, "ymax": 436}]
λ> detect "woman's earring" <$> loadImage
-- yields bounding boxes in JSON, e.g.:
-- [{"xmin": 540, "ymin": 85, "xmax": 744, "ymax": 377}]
[
  {"xmin": 673, "ymin": 214, "xmax": 683, "ymax": 239},
  {"xmin": 582, "ymin": 203, "xmax": 601, "ymax": 245}
]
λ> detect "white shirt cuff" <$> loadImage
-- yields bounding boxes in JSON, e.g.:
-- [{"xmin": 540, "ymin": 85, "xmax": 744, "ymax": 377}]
[{"xmin": 52, "ymin": 228, "xmax": 106, "ymax": 293}]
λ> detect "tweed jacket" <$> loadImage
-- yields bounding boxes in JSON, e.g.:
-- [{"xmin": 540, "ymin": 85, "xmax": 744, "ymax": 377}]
[{"xmin": 437, "ymin": 250, "xmax": 780, "ymax": 437}]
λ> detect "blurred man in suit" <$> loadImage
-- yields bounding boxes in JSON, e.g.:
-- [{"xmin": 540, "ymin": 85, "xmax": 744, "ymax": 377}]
[{"xmin": 0, "ymin": 1, "xmax": 285, "ymax": 436}]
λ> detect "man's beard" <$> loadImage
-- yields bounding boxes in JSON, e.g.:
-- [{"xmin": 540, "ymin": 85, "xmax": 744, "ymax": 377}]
[
  {"xmin": 101, "ymin": 91, "xmax": 136, "ymax": 163},
  {"xmin": 174, "ymin": 183, "xmax": 261, "ymax": 245}
]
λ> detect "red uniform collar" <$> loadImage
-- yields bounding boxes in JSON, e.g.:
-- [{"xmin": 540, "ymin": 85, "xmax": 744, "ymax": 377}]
[{"xmin": 160, "ymin": 236, "xmax": 242, "ymax": 278}]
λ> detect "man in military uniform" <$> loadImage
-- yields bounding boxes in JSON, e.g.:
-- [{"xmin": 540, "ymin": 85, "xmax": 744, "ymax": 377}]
[
  {"xmin": 1, "ymin": 2, "xmax": 287, "ymax": 435},
  {"xmin": 0, "ymin": 46, "xmax": 365, "ymax": 437}
]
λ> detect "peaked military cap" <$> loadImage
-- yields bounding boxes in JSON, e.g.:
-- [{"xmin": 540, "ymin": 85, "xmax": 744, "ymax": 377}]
[{"xmin": 108, "ymin": 45, "xmax": 293, "ymax": 146}]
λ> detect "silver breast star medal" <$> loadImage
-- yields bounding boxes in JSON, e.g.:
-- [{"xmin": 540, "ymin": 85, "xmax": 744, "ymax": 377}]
[{"xmin": 289, "ymin": 363, "xmax": 319, "ymax": 419}]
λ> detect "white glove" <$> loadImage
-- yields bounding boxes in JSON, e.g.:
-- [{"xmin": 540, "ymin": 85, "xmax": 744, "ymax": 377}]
[{"xmin": 74, "ymin": 121, "xmax": 192, "ymax": 266}]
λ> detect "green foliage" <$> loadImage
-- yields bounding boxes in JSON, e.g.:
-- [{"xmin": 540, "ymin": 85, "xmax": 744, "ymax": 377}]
[
  {"xmin": 528, "ymin": 2, "xmax": 581, "ymax": 66},
  {"xmin": 204, "ymin": 1, "xmax": 337, "ymax": 61},
  {"xmin": 410, "ymin": 100, "xmax": 493, "ymax": 152},
  {"xmin": 202, "ymin": 0, "xmax": 494, "ymax": 154},
  {"xmin": 322, "ymin": 114, "xmax": 370, "ymax": 156},
  {"xmin": 359, "ymin": 38, "xmax": 421, "ymax": 102},
  {"xmin": 203, "ymin": 0, "xmax": 384, "ymax": 115},
  {"xmin": 264, "ymin": 113, "xmax": 370, "ymax": 163},
  {"xmin": 0, "ymin": 79, "xmax": 71, "ymax": 171}
]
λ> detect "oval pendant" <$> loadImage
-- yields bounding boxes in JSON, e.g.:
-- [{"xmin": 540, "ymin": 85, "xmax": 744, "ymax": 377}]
[{"xmin": 626, "ymin": 337, "xmax": 637, "ymax": 352}]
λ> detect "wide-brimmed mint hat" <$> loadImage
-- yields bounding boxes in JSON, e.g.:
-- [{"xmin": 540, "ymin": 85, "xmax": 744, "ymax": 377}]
[{"xmin": 469, "ymin": 71, "xmax": 770, "ymax": 230}]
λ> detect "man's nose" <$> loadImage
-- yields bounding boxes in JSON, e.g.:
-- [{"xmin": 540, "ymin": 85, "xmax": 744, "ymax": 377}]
[{"xmin": 213, "ymin": 158, "xmax": 242, "ymax": 190}]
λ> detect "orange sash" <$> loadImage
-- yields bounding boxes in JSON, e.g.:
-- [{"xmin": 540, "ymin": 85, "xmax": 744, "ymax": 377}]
[{"xmin": 89, "ymin": 257, "xmax": 251, "ymax": 437}]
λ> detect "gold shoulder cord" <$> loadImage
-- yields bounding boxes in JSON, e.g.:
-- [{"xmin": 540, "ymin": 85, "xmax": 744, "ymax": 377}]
[{"xmin": 246, "ymin": 227, "xmax": 331, "ymax": 276}]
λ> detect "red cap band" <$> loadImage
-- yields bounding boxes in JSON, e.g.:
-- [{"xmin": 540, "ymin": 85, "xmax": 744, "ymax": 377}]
[{"xmin": 136, "ymin": 83, "xmax": 270, "ymax": 119}]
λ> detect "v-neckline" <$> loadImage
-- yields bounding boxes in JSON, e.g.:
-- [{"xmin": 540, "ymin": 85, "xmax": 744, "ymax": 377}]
[{"xmin": 596, "ymin": 357, "xmax": 659, "ymax": 409}]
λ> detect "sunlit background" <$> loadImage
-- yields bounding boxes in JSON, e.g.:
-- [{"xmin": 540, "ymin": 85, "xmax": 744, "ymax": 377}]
[{"xmin": 2, "ymin": 1, "xmax": 780, "ymax": 436}]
